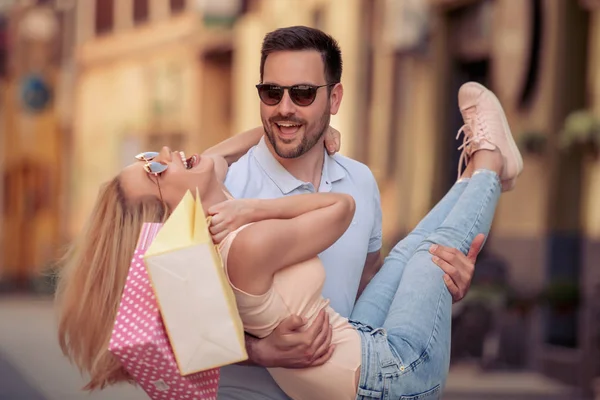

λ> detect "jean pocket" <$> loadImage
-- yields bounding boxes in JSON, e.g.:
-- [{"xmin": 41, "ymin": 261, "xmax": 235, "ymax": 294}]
[
  {"xmin": 356, "ymin": 387, "xmax": 383, "ymax": 399},
  {"xmin": 398, "ymin": 384, "xmax": 441, "ymax": 400}
]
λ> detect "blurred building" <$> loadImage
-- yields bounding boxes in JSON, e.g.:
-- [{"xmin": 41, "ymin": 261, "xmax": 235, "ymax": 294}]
[
  {"xmin": 0, "ymin": 0, "xmax": 67, "ymax": 289},
  {"xmin": 1, "ymin": 1, "xmax": 245, "ymax": 279},
  {"xmin": 399, "ymin": 1, "xmax": 600, "ymax": 396},
  {"xmin": 68, "ymin": 0, "xmax": 248, "ymax": 235}
]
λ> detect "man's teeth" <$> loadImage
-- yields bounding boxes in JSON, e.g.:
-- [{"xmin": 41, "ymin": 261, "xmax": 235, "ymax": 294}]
[{"xmin": 277, "ymin": 123, "xmax": 300, "ymax": 127}]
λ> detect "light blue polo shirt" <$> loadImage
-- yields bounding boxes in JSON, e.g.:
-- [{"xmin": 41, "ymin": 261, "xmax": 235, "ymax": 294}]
[{"xmin": 218, "ymin": 137, "xmax": 382, "ymax": 400}]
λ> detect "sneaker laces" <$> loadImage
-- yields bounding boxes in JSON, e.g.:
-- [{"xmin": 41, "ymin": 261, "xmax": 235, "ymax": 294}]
[{"xmin": 455, "ymin": 107, "xmax": 492, "ymax": 179}]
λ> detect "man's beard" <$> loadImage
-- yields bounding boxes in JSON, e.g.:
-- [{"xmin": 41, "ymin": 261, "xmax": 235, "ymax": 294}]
[{"xmin": 264, "ymin": 106, "xmax": 330, "ymax": 159}]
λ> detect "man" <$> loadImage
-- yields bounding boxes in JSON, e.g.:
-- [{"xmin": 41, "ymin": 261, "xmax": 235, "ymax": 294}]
[{"xmin": 207, "ymin": 26, "xmax": 481, "ymax": 400}]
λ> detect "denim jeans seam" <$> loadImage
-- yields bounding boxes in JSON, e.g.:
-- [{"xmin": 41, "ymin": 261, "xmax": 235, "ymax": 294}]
[
  {"xmin": 414, "ymin": 279, "xmax": 445, "ymax": 370},
  {"xmin": 457, "ymin": 180, "xmax": 495, "ymax": 252},
  {"xmin": 390, "ymin": 277, "xmax": 445, "ymax": 376}
]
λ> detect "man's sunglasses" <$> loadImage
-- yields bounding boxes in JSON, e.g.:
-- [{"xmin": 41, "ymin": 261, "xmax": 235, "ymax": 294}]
[{"xmin": 255, "ymin": 83, "xmax": 337, "ymax": 107}]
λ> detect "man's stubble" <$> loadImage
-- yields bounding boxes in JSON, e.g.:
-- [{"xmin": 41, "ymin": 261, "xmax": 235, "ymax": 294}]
[{"xmin": 264, "ymin": 104, "xmax": 331, "ymax": 159}]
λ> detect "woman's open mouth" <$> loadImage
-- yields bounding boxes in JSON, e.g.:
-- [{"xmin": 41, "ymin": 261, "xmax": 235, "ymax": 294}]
[{"xmin": 178, "ymin": 151, "xmax": 199, "ymax": 169}]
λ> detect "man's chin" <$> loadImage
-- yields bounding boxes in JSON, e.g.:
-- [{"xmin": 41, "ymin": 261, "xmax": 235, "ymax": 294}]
[
  {"xmin": 274, "ymin": 148, "xmax": 300, "ymax": 159},
  {"xmin": 273, "ymin": 142, "xmax": 303, "ymax": 159}
]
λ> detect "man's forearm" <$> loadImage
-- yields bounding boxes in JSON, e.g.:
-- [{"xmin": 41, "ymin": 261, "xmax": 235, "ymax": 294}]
[
  {"xmin": 357, "ymin": 269, "xmax": 376, "ymax": 299},
  {"xmin": 356, "ymin": 251, "xmax": 383, "ymax": 300},
  {"xmin": 237, "ymin": 333, "xmax": 263, "ymax": 367},
  {"xmin": 202, "ymin": 127, "xmax": 264, "ymax": 165}
]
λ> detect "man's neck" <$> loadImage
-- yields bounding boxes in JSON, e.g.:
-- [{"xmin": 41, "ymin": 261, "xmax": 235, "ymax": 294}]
[{"xmin": 267, "ymin": 138, "xmax": 325, "ymax": 190}]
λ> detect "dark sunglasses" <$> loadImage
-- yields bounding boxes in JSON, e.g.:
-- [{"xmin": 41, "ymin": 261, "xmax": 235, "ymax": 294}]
[
  {"xmin": 255, "ymin": 83, "xmax": 337, "ymax": 106},
  {"xmin": 135, "ymin": 152, "xmax": 166, "ymax": 203}
]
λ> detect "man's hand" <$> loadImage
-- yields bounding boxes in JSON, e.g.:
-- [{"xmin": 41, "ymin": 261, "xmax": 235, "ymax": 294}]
[
  {"xmin": 249, "ymin": 309, "xmax": 334, "ymax": 368},
  {"xmin": 429, "ymin": 234, "xmax": 485, "ymax": 303},
  {"xmin": 324, "ymin": 126, "xmax": 341, "ymax": 155}
]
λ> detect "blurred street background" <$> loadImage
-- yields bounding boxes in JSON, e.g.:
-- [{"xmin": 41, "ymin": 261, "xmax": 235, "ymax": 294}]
[{"xmin": 1, "ymin": 0, "xmax": 600, "ymax": 399}]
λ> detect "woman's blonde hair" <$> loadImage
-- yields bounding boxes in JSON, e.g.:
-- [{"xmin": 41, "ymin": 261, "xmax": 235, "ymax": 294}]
[{"xmin": 55, "ymin": 176, "xmax": 169, "ymax": 390}]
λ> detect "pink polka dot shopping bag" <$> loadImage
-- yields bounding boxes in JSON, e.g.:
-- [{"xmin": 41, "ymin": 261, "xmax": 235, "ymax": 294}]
[{"xmin": 109, "ymin": 190, "xmax": 247, "ymax": 399}]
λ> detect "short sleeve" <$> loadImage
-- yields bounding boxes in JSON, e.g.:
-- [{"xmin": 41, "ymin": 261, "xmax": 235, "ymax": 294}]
[{"xmin": 368, "ymin": 174, "xmax": 382, "ymax": 253}]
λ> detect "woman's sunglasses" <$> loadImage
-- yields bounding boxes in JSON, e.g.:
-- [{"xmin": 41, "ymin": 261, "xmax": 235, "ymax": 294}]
[
  {"xmin": 135, "ymin": 151, "xmax": 167, "ymax": 175},
  {"xmin": 255, "ymin": 83, "xmax": 337, "ymax": 107},
  {"xmin": 135, "ymin": 152, "xmax": 166, "ymax": 203}
]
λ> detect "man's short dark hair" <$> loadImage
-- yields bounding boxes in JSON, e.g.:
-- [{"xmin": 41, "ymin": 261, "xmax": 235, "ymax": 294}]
[{"xmin": 260, "ymin": 26, "xmax": 342, "ymax": 85}]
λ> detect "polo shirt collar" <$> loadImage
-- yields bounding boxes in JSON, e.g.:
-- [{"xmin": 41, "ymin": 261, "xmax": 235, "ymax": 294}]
[{"xmin": 253, "ymin": 137, "xmax": 346, "ymax": 194}]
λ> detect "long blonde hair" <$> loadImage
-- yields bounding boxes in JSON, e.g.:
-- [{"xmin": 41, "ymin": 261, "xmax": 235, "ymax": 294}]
[{"xmin": 55, "ymin": 176, "xmax": 169, "ymax": 390}]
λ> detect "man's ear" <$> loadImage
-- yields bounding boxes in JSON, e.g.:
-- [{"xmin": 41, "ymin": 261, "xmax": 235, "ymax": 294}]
[{"xmin": 329, "ymin": 83, "xmax": 343, "ymax": 115}]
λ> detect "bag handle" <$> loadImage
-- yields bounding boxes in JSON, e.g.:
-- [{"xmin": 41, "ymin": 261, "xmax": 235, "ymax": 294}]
[{"xmin": 136, "ymin": 223, "xmax": 163, "ymax": 251}]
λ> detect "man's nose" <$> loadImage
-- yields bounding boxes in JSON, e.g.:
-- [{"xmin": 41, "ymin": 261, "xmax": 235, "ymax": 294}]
[{"xmin": 277, "ymin": 89, "xmax": 297, "ymax": 116}]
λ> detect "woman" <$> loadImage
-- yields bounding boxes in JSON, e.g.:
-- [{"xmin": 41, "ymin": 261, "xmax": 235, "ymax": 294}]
[{"xmin": 56, "ymin": 82, "xmax": 522, "ymax": 399}]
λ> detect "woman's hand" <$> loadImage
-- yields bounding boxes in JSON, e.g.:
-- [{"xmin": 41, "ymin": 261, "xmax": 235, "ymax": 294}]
[
  {"xmin": 324, "ymin": 126, "xmax": 341, "ymax": 155},
  {"xmin": 429, "ymin": 234, "xmax": 485, "ymax": 303},
  {"xmin": 209, "ymin": 199, "xmax": 256, "ymax": 243}
]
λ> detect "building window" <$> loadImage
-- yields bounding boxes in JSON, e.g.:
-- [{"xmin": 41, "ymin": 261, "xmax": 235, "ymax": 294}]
[
  {"xmin": 241, "ymin": 0, "xmax": 260, "ymax": 14},
  {"xmin": 95, "ymin": 0, "xmax": 114, "ymax": 35},
  {"xmin": 147, "ymin": 133, "xmax": 186, "ymax": 152},
  {"xmin": 312, "ymin": 7, "xmax": 325, "ymax": 30},
  {"xmin": 170, "ymin": 0, "xmax": 186, "ymax": 13},
  {"xmin": 134, "ymin": 0, "xmax": 149, "ymax": 24}
]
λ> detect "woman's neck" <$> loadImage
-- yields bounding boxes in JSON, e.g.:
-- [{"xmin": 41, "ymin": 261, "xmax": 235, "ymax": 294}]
[{"xmin": 199, "ymin": 174, "xmax": 228, "ymax": 215}]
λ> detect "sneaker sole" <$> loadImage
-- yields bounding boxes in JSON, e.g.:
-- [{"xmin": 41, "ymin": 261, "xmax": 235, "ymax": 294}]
[{"xmin": 463, "ymin": 82, "xmax": 524, "ymax": 191}]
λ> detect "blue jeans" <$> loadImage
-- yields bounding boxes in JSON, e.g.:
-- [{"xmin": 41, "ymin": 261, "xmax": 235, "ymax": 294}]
[{"xmin": 350, "ymin": 169, "xmax": 501, "ymax": 399}]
